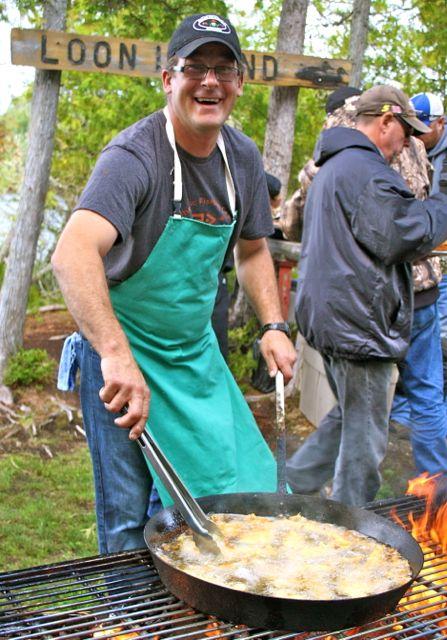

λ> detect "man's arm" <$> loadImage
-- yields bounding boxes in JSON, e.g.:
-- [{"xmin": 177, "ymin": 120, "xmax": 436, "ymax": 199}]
[
  {"xmin": 51, "ymin": 209, "xmax": 149, "ymax": 439},
  {"xmin": 234, "ymin": 237, "xmax": 296, "ymax": 382},
  {"xmin": 353, "ymin": 176, "xmax": 447, "ymax": 265}
]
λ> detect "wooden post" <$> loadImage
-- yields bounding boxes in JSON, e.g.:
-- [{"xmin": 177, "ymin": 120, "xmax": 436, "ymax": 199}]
[{"xmin": 0, "ymin": 0, "xmax": 67, "ymax": 384}]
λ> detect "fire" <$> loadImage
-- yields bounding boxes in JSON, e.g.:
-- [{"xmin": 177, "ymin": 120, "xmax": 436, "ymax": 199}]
[
  {"xmin": 320, "ymin": 620, "xmax": 403, "ymax": 640},
  {"xmin": 92, "ymin": 626, "xmax": 139, "ymax": 639},
  {"xmin": 405, "ymin": 472, "xmax": 447, "ymax": 551},
  {"xmin": 388, "ymin": 473, "xmax": 447, "ymax": 635},
  {"xmin": 205, "ymin": 622, "xmax": 222, "ymax": 636}
]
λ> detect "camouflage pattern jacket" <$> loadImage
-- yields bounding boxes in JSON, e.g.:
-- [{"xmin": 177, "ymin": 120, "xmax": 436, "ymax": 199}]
[
  {"xmin": 280, "ymin": 95, "xmax": 359, "ymax": 242},
  {"xmin": 391, "ymin": 138, "xmax": 441, "ymax": 294}
]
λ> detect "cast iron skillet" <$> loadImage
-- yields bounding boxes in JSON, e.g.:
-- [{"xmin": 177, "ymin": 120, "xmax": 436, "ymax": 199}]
[{"xmin": 144, "ymin": 492, "xmax": 423, "ymax": 632}]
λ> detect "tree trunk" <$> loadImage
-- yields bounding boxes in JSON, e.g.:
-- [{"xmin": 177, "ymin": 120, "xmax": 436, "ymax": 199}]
[
  {"xmin": 263, "ymin": 0, "xmax": 310, "ymax": 197},
  {"xmin": 232, "ymin": 0, "xmax": 310, "ymax": 333},
  {"xmin": 348, "ymin": 0, "xmax": 372, "ymax": 88},
  {"xmin": 0, "ymin": 227, "xmax": 13, "ymax": 264},
  {"xmin": 0, "ymin": 0, "xmax": 67, "ymax": 382},
  {"xmin": 229, "ymin": 280, "xmax": 253, "ymax": 328}
]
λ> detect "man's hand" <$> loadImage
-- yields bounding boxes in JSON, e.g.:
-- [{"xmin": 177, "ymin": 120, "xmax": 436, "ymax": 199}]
[
  {"xmin": 260, "ymin": 330, "xmax": 297, "ymax": 383},
  {"xmin": 99, "ymin": 354, "xmax": 150, "ymax": 440}
]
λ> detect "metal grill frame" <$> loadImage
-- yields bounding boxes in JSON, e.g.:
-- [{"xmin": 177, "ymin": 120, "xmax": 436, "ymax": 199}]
[{"xmin": 1, "ymin": 495, "xmax": 446, "ymax": 640}]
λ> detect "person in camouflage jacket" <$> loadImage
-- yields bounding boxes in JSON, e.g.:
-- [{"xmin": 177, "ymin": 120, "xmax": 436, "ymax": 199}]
[{"xmin": 279, "ymin": 89, "xmax": 360, "ymax": 241}]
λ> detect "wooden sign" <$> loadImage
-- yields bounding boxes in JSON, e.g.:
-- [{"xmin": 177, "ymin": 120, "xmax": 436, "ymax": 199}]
[{"xmin": 11, "ymin": 28, "xmax": 351, "ymax": 88}]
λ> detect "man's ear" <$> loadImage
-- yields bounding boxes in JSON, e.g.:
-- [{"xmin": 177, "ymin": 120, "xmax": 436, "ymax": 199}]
[
  {"xmin": 162, "ymin": 69, "xmax": 172, "ymax": 95},
  {"xmin": 381, "ymin": 112, "xmax": 394, "ymax": 132},
  {"xmin": 236, "ymin": 71, "xmax": 244, "ymax": 97}
]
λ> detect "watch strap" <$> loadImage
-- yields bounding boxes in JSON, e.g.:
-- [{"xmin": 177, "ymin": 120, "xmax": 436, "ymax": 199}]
[{"xmin": 260, "ymin": 322, "xmax": 291, "ymax": 338}]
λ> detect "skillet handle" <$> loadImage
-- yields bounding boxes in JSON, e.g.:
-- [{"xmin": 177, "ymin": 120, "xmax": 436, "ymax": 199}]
[{"xmin": 275, "ymin": 371, "xmax": 287, "ymax": 495}]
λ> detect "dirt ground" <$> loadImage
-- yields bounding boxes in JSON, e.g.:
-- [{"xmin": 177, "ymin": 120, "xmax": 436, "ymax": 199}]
[{"xmin": 1, "ymin": 309, "xmax": 417, "ymax": 499}]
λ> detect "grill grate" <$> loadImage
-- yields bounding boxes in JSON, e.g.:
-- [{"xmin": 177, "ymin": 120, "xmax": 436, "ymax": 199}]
[{"xmin": 1, "ymin": 495, "xmax": 446, "ymax": 640}]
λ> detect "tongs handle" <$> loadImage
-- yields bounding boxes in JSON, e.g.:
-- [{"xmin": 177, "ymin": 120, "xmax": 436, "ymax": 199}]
[
  {"xmin": 275, "ymin": 371, "xmax": 287, "ymax": 495},
  {"xmin": 137, "ymin": 431, "xmax": 220, "ymax": 544}
]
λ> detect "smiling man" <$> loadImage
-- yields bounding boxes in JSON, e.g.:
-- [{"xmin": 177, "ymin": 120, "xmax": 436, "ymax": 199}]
[
  {"xmin": 52, "ymin": 14, "xmax": 296, "ymax": 554},
  {"xmin": 287, "ymin": 85, "xmax": 447, "ymax": 507}
]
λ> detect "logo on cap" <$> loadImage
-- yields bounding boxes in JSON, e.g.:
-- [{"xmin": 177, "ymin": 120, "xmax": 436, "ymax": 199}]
[
  {"xmin": 380, "ymin": 104, "xmax": 404, "ymax": 114},
  {"xmin": 192, "ymin": 15, "xmax": 231, "ymax": 34}
]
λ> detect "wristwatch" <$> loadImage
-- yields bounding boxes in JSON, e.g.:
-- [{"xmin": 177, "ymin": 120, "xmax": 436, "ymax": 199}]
[{"xmin": 259, "ymin": 322, "xmax": 291, "ymax": 338}]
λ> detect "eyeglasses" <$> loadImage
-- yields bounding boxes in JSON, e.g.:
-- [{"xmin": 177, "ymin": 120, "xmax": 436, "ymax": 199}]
[
  {"xmin": 394, "ymin": 114, "xmax": 414, "ymax": 139},
  {"xmin": 170, "ymin": 63, "xmax": 240, "ymax": 82}
]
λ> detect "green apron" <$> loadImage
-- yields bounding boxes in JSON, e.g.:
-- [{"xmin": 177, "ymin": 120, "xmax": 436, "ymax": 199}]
[{"xmin": 110, "ymin": 109, "xmax": 276, "ymax": 506}]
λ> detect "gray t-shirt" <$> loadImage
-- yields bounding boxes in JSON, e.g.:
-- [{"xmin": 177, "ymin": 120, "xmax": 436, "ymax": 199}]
[{"xmin": 75, "ymin": 110, "xmax": 274, "ymax": 286}]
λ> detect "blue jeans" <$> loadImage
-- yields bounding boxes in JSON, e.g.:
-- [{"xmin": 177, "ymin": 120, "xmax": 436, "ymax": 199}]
[
  {"xmin": 390, "ymin": 302, "xmax": 447, "ymax": 475},
  {"xmin": 287, "ymin": 355, "xmax": 393, "ymax": 506},
  {"xmin": 70, "ymin": 335, "xmax": 161, "ymax": 553},
  {"xmin": 438, "ymin": 275, "xmax": 447, "ymax": 340}
]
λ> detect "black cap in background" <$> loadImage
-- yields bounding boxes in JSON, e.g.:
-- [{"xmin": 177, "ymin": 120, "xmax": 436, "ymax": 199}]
[
  {"xmin": 265, "ymin": 172, "xmax": 282, "ymax": 199},
  {"xmin": 325, "ymin": 86, "xmax": 362, "ymax": 114}
]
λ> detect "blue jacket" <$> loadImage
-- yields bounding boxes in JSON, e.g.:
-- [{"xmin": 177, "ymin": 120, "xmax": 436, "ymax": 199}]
[
  {"xmin": 296, "ymin": 127, "xmax": 447, "ymax": 360},
  {"xmin": 428, "ymin": 125, "xmax": 447, "ymax": 194}
]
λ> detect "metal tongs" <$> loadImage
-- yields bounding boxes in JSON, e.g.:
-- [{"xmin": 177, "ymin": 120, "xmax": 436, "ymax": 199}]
[
  {"xmin": 137, "ymin": 431, "xmax": 222, "ymax": 554},
  {"xmin": 137, "ymin": 372, "xmax": 286, "ymax": 554}
]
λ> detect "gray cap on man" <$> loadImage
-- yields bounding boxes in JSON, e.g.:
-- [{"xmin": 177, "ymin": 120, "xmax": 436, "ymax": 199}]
[{"xmin": 356, "ymin": 85, "xmax": 431, "ymax": 134}]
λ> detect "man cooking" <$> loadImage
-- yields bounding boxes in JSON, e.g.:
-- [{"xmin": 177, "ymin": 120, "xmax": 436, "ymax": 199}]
[{"xmin": 52, "ymin": 13, "xmax": 296, "ymax": 554}]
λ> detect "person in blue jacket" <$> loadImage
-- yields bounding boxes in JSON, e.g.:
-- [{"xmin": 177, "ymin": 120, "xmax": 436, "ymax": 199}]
[{"xmin": 287, "ymin": 85, "xmax": 447, "ymax": 506}]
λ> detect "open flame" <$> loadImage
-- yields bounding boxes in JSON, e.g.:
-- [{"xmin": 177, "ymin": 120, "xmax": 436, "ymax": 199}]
[
  {"xmin": 389, "ymin": 472, "xmax": 447, "ymax": 634},
  {"xmin": 319, "ymin": 474, "xmax": 447, "ymax": 639},
  {"xmin": 406, "ymin": 473, "xmax": 447, "ymax": 552},
  {"xmin": 93, "ymin": 627, "xmax": 139, "ymax": 639}
]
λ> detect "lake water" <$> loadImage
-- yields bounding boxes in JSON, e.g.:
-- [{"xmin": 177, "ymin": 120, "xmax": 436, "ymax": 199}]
[{"xmin": 0, "ymin": 192, "xmax": 67, "ymax": 263}]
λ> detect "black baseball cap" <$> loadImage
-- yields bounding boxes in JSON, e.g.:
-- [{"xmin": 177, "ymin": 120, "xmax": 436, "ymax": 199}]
[
  {"xmin": 265, "ymin": 172, "xmax": 281, "ymax": 199},
  {"xmin": 325, "ymin": 86, "xmax": 362, "ymax": 114},
  {"xmin": 167, "ymin": 14, "xmax": 243, "ymax": 63}
]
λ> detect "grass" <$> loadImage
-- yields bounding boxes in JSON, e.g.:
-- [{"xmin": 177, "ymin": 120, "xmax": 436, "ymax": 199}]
[
  {"xmin": 0, "ymin": 445, "xmax": 97, "ymax": 570},
  {"xmin": 376, "ymin": 467, "xmax": 405, "ymax": 501}
]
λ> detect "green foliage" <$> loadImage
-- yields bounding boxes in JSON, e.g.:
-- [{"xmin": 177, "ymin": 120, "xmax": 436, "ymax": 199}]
[
  {"xmin": 290, "ymin": 89, "xmax": 326, "ymax": 193},
  {"xmin": 235, "ymin": 0, "xmax": 281, "ymax": 51},
  {"xmin": 0, "ymin": 93, "xmax": 30, "ymax": 193},
  {"xmin": 26, "ymin": 281, "xmax": 45, "ymax": 311},
  {"xmin": 4, "ymin": 348, "xmax": 56, "ymax": 387},
  {"xmin": 228, "ymin": 317, "xmax": 259, "ymax": 391},
  {"xmin": 54, "ymin": 72, "xmax": 165, "ymax": 202},
  {"xmin": 0, "ymin": 448, "xmax": 96, "ymax": 569},
  {"xmin": 48, "ymin": 0, "xmax": 230, "ymax": 204},
  {"xmin": 319, "ymin": 0, "xmax": 447, "ymax": 99}
]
